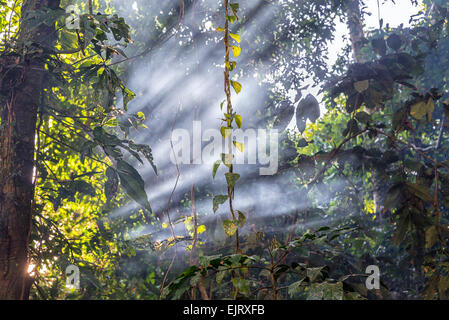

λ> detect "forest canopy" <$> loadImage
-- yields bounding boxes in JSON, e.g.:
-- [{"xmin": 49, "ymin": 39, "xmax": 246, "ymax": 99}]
[{"xmin": 0, "ymin": 0, "xmax": 449, "ymax": 301}]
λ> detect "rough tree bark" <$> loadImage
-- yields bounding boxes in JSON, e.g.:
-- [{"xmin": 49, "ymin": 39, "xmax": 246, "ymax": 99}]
[{"xmin": 0, "ymin": 0, "xmax": 60, "ymax": 299}]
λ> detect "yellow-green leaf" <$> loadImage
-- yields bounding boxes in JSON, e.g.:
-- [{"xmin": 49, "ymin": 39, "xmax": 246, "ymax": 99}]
[
  {"xmin": 410, "ymin": 101, "xmax": 427, "ymax": 120},
  {"xmin": 354, "ymin": 80, "xmax": 369, "ymax": 93},
  {"xmin": 226, "ymin": 15, "xmax": 236, "ymax": 23},
  {"xmin": 229, "ymin": 33, "xmax": 241, "ymax": 43},
  {"xmin": 197, "ymin": 225, "xmax": 206, "ymax": 234},
  {"xmin": 223, "ymin": 219, "xmax": 238, "ymax": 237},
  {"xmin": 237, "ymin": 210, "xmax": 246, "ymax": 228},
  {"xmin": 232, "ymin": 46, "xmax": 241, "ymax": 57},
  {"xmin": 220, "ymin": 126, "xmax": 232, "ymax": 139},
  {"xmin": 410, "ymin": 98, "xmax": 434, "ymax": 121},
  {"xmin": 426, "ymin": 98, "xmax": 435, "ymax": 121},
  {"xmin": 233, "ymin": 141, "xmax": 245, "ymax": 153},
  {"xmin": 235, "ymin": 114, "xmax": 242, "ymax": 128},
  {"xmin": 226, "ymin": 61, "xmax": 237, "ymax": 71},
  {"xmin": 425, "ymin": 226, "xmax": 438, "ymax": 249},
  {"xmin": 230, "ymin": 80, "xmax": 242, "ymax": 94}
]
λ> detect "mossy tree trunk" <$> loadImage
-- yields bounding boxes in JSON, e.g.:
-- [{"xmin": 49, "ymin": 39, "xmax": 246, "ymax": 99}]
[{"xmin": 0, "ymin": 0, "xmax": 60, "ymax": 300}]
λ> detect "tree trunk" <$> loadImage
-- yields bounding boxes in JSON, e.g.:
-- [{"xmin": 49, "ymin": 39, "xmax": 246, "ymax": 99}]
[
  {"xmin": 0, "ymin": 0, "xmax": 60, "ymax": 300},
  {"xmin": 346, "ymin": 0, "xmax": 366, "ymax": 63},
  {"xmin": 345, "ymin": 0, "xmax": 384, "ymax": 217}
]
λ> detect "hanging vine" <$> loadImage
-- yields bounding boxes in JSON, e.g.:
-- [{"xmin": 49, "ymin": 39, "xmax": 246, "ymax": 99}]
[{"xmin": 212, "ymin": 0, "xmax": 245, "ymax": 254}]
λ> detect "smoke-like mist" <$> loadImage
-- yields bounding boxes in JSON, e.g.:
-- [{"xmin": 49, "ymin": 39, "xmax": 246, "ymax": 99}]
[{"xmin": 101, "ymin": 0, "xmax": 418, "ymax": 260}]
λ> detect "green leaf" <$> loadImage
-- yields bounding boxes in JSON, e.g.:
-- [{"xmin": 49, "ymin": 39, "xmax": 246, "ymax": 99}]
[
  {"xmin": 288, "ymin": 279, "xmax": 305, "ymax": 297},
  {"xmin": 225, "ymin": 172, "xmax": 240, "ymax": 189},
  {"xmin": 297, "ymin": 139, "xmax": 309, "ymax": 148},
  {"xmin": 296, "ymin": 94, "xmax": 320, "ymax": 133},
  {"xmin": 168, "ymin": 265, "xmax": 201, "ymax": 292},
  {"xmin": 212, "ymin": 160, "xmax": 221, "ymax": 179},
  {"xmin": 221, "ymin": 153, "xmax": 234, "ymax": 167},
  {"xmin": 371, "ymin": 38, "xmax": 387, "ymax": 56},
  {"xmin": 199, "ymin": 254, "xmax": 222, "ymax": 268},
  {"xmin": 343, "ymin": 119, "xmax": 360, "ymax": 137},
  {"xmin": 216, "ymin": 267, "xmax": 228, "ymax": 286},
  {"xmin": 223, "ymin": 219, "xmax": 239, "ymax": 237},
  {"xmin": 232, "ymin": 278, "xmax": 250, "ymax": 294},
  {"xmin": 59, "ymin": 29, "xmax": 78, "ymax": 49},
  {"xmin": 122, "ymin": 86, "xmax": 136, "ymax": 111},
  {"xmin": 425, "ymin": 226, "xmax": 438, "ymax": 249},
  {"xmin": 226, "ymin": 15, "xmax": 236, "ymax": 23},
  {"xmin": 68, "ymin": 180, "xmax": 96, "ymax": 197},
  {"xmin": 397, "ymin": 53, "xmax": 416, "ymax": 69},
  {"xmin": 387, "ymin": 34, "xmax": 402, "ymax": 51},
  {"xmin": 230, "ymin": 3, "xmax": 239, "ymax": 13},
  {"xmin": 237, "ymin": 210, "xmax": 246, "ymax": 228},
  {"xmin": 213, "ymin": 195, "xmax": 229, "ymax": 213},
  {"xmin": 384, "ymin": 183, "xmax": 405, "ymax": 210},
  {"xmin": 410, "ymin": 98, "xmax": 434, "ymax": 121},
  {"xmin": 116, "ymin": 160, "xmax": 151, "ymax": 212},
  {"xmin": 307, "ymin": 282, "xmax": 343, "ymax": 300},
  {"xmin": 129, "ymin": 142, "xmax": 157, "ymax": 175},
  {"xmin": 355, "ymin": 111, "xmax": 372, "ymax": 124},
  {"xmin": 307, "ymin": 267, "xmax": 325, "ymax": 282},
  {"xmin": 406, "ymin": 182, "xmax": 433, "ymax": 202},
  {"xmin": 93, "ymin": 126, "xmax": 122, "ymax": 147}
]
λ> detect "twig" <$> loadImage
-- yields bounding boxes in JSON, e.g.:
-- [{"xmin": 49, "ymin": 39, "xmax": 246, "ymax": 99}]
[
  {"xmin": 107, "ymin": 3, "xmax": 184, "ymax": 67},
  {"xmin": 308, "ymin": 129, "xmax": 369, "ymax": 186},
  {"xmin": 159, "ymin": 103, "xmax": 181, "ymax": 299},
  {"xmin": 189, "ymin": 185, "xmax": 198, "ymax": 265},
  {"xmin": 38, "ymin": 130, "xmax": 109, "ymax": 167},
  {"xmin": 376, "ymin": 129, "xmax": 449, "ymax": 170},
  {"xmin": 436, "ymin": 118, "xmax": 445, "ymax": 150}
]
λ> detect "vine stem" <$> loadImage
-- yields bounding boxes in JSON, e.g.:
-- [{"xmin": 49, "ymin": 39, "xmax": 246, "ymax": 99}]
[{"xmin": 223, "ymin": 0, "xmax": 239, "ymax": 254}]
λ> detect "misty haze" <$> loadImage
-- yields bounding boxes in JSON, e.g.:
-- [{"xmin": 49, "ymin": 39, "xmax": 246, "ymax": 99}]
[{"xmin": 0, "ymin": 0, "xmax": 448, "ymax": 302}]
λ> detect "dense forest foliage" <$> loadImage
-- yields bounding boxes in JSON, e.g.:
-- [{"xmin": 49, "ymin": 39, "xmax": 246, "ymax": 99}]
[{"xmin": 0, "ymin": 0, "xmax": 448, "ymax": 300}]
